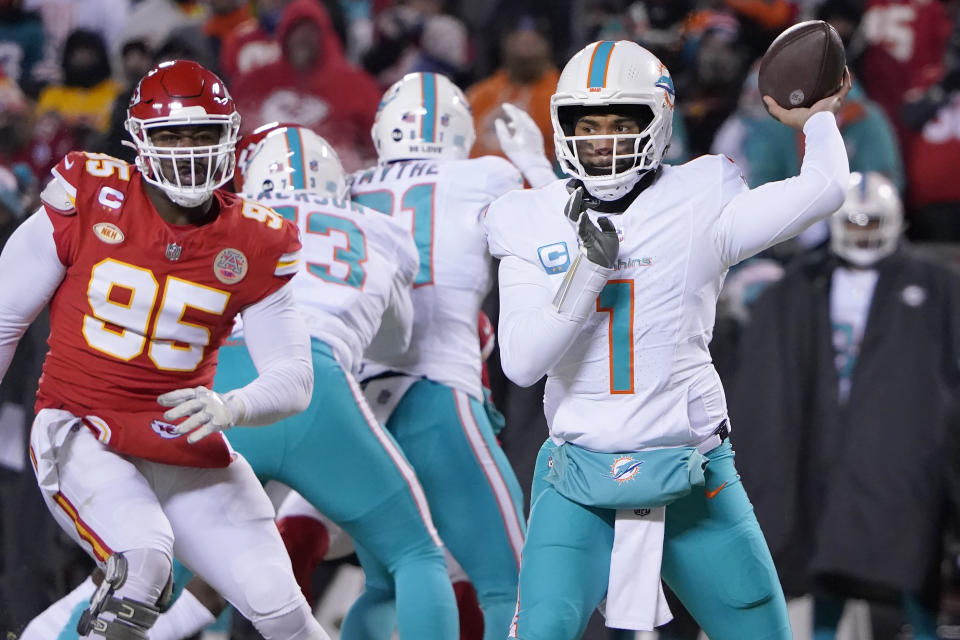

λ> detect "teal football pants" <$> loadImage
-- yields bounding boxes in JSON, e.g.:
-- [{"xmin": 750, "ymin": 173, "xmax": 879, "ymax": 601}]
[
  {"xmin": 511, "ymin": 439, "xmax": 791, "ymax": 640},
  {"xmin": 211, "ymin": 339, "xmax": 457, "ymax": 639},
  {"xmin": 350, "ymin": 378, "xmax": 526, "ymax": 640}
]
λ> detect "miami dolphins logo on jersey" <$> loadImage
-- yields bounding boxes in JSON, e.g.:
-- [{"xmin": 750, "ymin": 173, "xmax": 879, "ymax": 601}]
[{"xmin": 609, "ymin": 456, "xmax": 644, "ymax": 484}]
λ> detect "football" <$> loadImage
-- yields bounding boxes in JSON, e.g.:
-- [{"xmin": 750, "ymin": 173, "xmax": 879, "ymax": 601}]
[{"xmin": 758, "ymin": 20, "xmax": 846, "ymax": 110}]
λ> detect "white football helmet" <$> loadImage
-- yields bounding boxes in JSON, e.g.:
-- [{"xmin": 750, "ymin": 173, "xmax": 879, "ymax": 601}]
[
  {"xmin": 371, "ymin": 72, "xmax": 476, "ymax": 163},
  {"xmin": 830, "ymin": 172, "xmax": 903, "ymax": 267},
  {"xmin": 551, "ymin": 40, "xmax": 675, "ymax": 200},
  {"xmin": 236, "ymin": 123, "xmax": 347, "ymax": 200}
]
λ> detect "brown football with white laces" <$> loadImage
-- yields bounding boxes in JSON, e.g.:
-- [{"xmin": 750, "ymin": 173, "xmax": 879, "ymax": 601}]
[{"xmin": 758, "ymin": 20, "xmax": 846, "ymax": 110}]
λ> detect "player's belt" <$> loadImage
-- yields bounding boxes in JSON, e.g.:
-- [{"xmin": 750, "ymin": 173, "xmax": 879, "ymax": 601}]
[
  {"xmin": 696, "ymin": 419, "xmax": 729, "ymax": 455},
  {"xmin": 359, "ymin": 370, "xmax": 424, "ymax": 389}
]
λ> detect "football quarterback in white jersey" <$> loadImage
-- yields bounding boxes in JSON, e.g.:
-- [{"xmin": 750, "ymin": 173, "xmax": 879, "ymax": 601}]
[
  {"xmin": 482, "ymin": 40, "xmax": 851, "ymax": 639},
  {"xmin": 349, "ymin": 72, "xmax": 527, "ymax": 640}
]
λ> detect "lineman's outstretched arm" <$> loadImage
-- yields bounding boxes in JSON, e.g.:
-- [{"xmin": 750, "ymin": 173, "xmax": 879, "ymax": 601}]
[
  {"xmin": 160, "ymin": 283, "xmax": 314, "ymax": 442},
  {"xmin": 495, "ymin": 102, "xmax": 557, "ymax": 188},
  {"xmin": 0, "ymin": 209, "xmax": 65, "ymax": 381},
  {"xmin": 228, "ymin": 282, "xmax": 314, "ymax": 425}
]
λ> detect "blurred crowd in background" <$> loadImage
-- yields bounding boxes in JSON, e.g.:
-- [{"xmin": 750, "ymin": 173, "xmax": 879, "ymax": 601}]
[{"xmin": 2, "ymin": 0, "xmax": 960, "ymax": 638}]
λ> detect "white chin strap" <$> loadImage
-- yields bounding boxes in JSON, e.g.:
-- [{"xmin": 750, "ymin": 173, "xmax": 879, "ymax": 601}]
[
  {"xmin": 837, "ymin": 245, "xmax": 893, "ymax": 268},
  {"xmin": 581, "ymin": 171, "xmax": 643, "ymax": 201},
  {"xmin": 163, "ymin": 187, "xmax": 213, "ymax": 208}
]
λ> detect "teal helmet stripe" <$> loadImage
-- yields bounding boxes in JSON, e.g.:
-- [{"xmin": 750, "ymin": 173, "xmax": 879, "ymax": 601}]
[
  {"xmin": 284, "ymin": 127, "xmax": 307, "ymax": 190},
  {"xmin": 421, "ymin": 73, "xmax": 437, "ymax": 143},
  {"xmin": 587, "ymin": 41, "xmax": 616, "ymax": 89}
]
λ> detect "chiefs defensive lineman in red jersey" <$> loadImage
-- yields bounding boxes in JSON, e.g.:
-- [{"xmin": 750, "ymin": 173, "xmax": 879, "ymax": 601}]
[{"xmin": 0, "ymin": 60, "xmax": 331, "ymax": 639}]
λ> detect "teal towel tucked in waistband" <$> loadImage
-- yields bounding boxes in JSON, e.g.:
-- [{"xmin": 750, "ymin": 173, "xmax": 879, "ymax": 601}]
[{"xmin": 544, "ymin": 441, "xmax": 708, "ymax": 509}]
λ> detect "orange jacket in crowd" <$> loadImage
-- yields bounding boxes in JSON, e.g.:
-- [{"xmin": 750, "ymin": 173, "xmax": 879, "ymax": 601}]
[{"xmin": 467, "ymin": 67, "xmax": 559, "ymax": 162}]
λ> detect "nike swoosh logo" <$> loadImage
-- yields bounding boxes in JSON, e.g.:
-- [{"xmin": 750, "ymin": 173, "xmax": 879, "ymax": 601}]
[
  {"xmin": 705, "ymin": 482, "xmax": 728, "ymax": 499},
  {"xmin": 64, "ymin": 157, "xmax": 74, "ymax": 169}
]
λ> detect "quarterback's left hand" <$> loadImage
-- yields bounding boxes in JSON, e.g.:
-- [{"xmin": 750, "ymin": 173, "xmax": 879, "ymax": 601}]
[
  {"xmin": 495, "ymin": 103, "xmax": 553, "ymax": 176},
  {"xmin": 158, "ymin": 386, "xmax": 237, "ymax": 444}
]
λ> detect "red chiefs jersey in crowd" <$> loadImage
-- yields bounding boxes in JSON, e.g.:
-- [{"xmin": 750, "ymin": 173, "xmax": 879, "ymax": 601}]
[
  {"xmin": 860, "ymin": 0, "xmax": 953, "ymax": 144},
  {"xmin": 35, "ymin": 151, "xmax": 300, "ymax": 467}
]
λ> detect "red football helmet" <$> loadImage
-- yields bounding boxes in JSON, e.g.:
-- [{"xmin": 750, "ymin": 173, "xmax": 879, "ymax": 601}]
[{"xmin": 126, "ymin": 60, "xmax": 241, "ymax": 207}]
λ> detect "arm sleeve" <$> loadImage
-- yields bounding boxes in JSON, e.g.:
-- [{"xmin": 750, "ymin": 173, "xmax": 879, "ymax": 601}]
[
  {"xmin": 0, "ymin": 209, "xmax": 66, "ymax": 381},
  {"xmin": 496, "ymin": 255, "xmax": 586, "ymax": 387},
  {"xmin": 717, "ymin": 112, "xmax": 850, "ymax": 267},
  {"xmin": 366, "ymin": 275, "xmax": 414, "ymax": 360},
  {"xmin": 226, "ymin": 282, "xmax": 313, "ymax": 426},
  {"xmin": 365, "ymin": 216, "xmax": 418, "ymax": 360}
]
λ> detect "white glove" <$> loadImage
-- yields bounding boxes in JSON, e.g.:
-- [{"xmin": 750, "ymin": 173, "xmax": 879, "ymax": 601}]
[
  {"xmin": 158, "ymin": 386, "xmax": 242, "ymax": 444},
  {"xmin": 494, "ymin": 102, "xmax": 556, "ymax": 188}
]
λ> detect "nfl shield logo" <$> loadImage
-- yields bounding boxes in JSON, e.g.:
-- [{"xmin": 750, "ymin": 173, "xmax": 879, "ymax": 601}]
[{"xmin": 165, "ymin": 242, "xmax": 182, "ymax": 261}]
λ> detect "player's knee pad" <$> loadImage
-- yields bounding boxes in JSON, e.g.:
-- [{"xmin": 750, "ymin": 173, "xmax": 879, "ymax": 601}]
[
  {"xmin": 77, "ymin": 550, "xmax": 172, "ymax": 639},
  {"xmin": 251, "ymin": 600, "xmax": 325, "ymax": 640},
  {"xmin": 512, "ymin": 600, "xmax": 585, "ymax": 640}
]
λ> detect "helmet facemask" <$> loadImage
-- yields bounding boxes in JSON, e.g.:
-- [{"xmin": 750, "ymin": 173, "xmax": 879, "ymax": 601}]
[
  {"xmin": 829, "ymin": 172, "xmax": 904, "ymax": 268},
  {"xmin": 127, "ymin": 112, "xmax": 241, "ymax": 208},
  {"xmin": 556, "ymin": 104, "xmax": 661, "ymax": 182},
  {"xmin": 552, "ymin": 100, "xmax": 671, "ymax": 201},
  {"xmin": 830, "ymin": 210, "xmax": 901, "ymax": 267}
]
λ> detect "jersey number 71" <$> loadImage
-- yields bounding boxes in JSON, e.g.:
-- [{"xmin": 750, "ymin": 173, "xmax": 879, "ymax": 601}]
[{"xmin": 353, "ymin": 184, "xmax": 435, "ymax": 287}]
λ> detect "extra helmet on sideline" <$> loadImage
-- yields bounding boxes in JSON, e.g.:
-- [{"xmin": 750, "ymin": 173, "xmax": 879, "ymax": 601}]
[
  {"xmin": 371, "ymin": 72, "xmax": 476, "ymax": 163},
  {"xmin": 236, "ymin": 122, "xmax": 347, "ymax": 200},
  {"xmin": 830, "ymin": 171, "xmax": 904, "ymax": 267},
  {"xmin": 551, "ymin": 41, "xmax": 675, "ymax": 200},
  {"xmin": 125, "ymin": 60, "xmax": 241, "ymax": 207}
]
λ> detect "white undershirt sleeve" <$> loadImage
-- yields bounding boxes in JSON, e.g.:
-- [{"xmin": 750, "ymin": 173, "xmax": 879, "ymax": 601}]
[
  {"xmin": 366, "ymin": 275, "xmax": 414, "ymax": 362},
  {"xmin": 497, "ymin": 255, "xmax": 587, "ymax": 387},
  {"xmin": 717, "ymin": 111, "xmax": 850, "ymax": 266},
  {"xmin": 226, "ymin": 282, "xmax": 313, "ymax": 426},
  {"xmin": 0, "ymin": 209, "xmax": 65, "ymax": 381}
]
